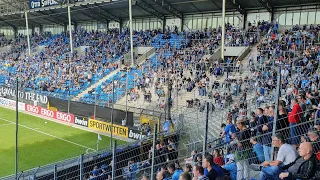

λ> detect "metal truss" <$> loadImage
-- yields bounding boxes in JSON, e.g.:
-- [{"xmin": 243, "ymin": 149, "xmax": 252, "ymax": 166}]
[
  {"xmin": 136, "ymin": 0, "xmax": 165, "ymax": 20},
  {"xmin": 255, "ymin": 0, "xmax": 273, "ymax": 13},
  {"xmin": 146, "ymin": 0, "xmax": 182, "ymax": 19},
  {"xmin": 226, "ymin": 0, "xmax": 245, "ymax": 14},
  {"xmin": 209, "ymin": 0, "xmax": 222, "ymax": 9},
  {"xmin": 94, "ymin": 4, "xmax": 120, "ymax": 22}
]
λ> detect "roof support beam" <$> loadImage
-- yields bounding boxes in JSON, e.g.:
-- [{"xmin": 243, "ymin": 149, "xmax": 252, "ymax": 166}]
[
  {"xmin": 0, "ymin": 17, "xmax": 17, "ymax": 29},
  {"xmin": 84, "ymin": 5, "xmax": 110, "ymax": 22},
  {"xmin": 136, "ymin": 0, "xmax": 165, "ymax": 20},
  {"xmin": 37, "ymin": 11, "xmax": 69, "ymax": 24},
  {"xmin": 190, "ymin": 3, "xmax": 202, "ymax": 12},
  {"xmin": 209, "ymin": 0, "xmax": 221, "ymax": 9},
  {"xmin": 146, "ymin": 0, "xmax": 182, "ymax": 19},
  {"xmin": 94, "ymin": 4, "xmax": 120, "ymax": 22},
  {"xmin": 79, "ymin": 5, "xmax": 109, "ymax": 22},
  {"xmin": 226, "ymin": 0, "xmax": 245, "ymax": 14},
  {"xmin": 255, "ymin": 0, "xmax": 273, "ymax": 13},
  {"xmin": 78, "ymin": 7, "xmax": 101, "ymax": 20}
]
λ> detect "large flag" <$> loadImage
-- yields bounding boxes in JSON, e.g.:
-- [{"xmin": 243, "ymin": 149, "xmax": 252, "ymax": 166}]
[{"xmin": 98, "ymin": 134, "xmax": 102, "ymax": 141}]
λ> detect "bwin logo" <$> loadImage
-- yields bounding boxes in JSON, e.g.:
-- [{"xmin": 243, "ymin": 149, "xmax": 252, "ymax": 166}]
[
  {"xmin": 75, "ymin": 117, "xmax": 88, "ymax": 126},
  {"xmin": 129, "ymin": 130, "xmax": 146, "ymax": 140}
]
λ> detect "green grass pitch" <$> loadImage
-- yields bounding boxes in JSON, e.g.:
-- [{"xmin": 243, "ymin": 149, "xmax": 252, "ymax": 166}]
[{"xmin": 0, "ymin": 106, "xmax": 126, "ymax": 177}]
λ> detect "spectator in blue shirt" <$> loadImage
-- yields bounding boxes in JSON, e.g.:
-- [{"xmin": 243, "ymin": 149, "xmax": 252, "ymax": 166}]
[
  {"xmin": 168, "ymin": 163, "xmax": 183, "ymax": 180},
  {"xmin": 250, "ymin": 137, "xmax": 265, "ymax": 163},
  {"xmin": 220, "ymin": 119, "xmax": 236, "ymax": 143},
  {"xmin": 92, "ymin": 166, "xmax": 100, "ymax": 177},
  {"xmin": 127, "ymin": 159, "xmax": 137, "ymax": 180},
  {"xmin": 222, "ymin": 154, "xmax": 237, "ymax": 180}
]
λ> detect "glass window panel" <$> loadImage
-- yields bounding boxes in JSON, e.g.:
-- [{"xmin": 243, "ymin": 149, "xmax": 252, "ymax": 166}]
[
  {"xmin": 212, "ymin": 17, "xmax": 217, "ymax": 28},
  {"xmin": 292, "ymin": 13, "xmax": 300, "ymax": 26},
  {"xmin": 207, "ymin": 17, "xmax": 212, "ymax": 28},
  {"xmin": 150, "ymin": 22, "xmax": 153, "ymax": 30},
  {"xmin": 186, "ymin": 19, "xmax": 192, "ymax": 30},
  {"xmin": 225, "ymin": 17, "xmax": 229, "ymax": 24},
  {"xmin": 300, "ymin": 12, "xmax": 308, "ymax": 26},
  {"xmin": 229, "ymin": 16, "xmax": 234, "ymax": 25},
  {"xmin": 316, "ymin": 10, "xmax": 320, "ymax": 24},
  {"xmin": 286, "ymin": 13, "xmax": 293, "ymax": 26},
  {"xmin": 157, "ymin": 21, "xmax": 162, "ymax": 29},
  {"xmin": 198, "ymin": 19, "xmax": 202, "ymax": 30},
  {"xmin": 192, "ymin": 19, "xmax": 197, "ymax": 30},
  {"xmin": 202, "ymin": 18, "xmax": 208, "ymax": 29},
  {"xmin": 133, "ymin": 22, "xmax": 137, "ymax": 31},
  {"xmin": 278, "ymin": 13, "xmax": 286, "ymax": 25},
  {"xmin": 234, "ymin": 17, "xmax": 239, "ymax": 27},
  {"xmin": 144, "ymin": 22, "xmax": 149, "ymax": 30},
  {"xmin": 308, "ymin": 11, "xmax": 315, "ymax": 25},
  {"xmin": 217, "ymin": 17, "xmax": 222, "ymax": 27}
]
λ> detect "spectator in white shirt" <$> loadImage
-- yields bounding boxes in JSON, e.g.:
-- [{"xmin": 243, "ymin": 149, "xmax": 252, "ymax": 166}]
[{"xmin": 256, "ymin": 133, "xmax": 298, "ymax": 180}]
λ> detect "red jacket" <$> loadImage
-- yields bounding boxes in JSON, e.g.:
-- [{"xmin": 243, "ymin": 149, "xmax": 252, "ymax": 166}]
[{"xmin": 288, "ymin": 103, "xmax": 302, "ymax": 123}]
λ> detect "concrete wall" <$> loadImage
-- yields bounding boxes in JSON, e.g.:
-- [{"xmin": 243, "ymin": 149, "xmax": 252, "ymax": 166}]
[
  {"xmin": 124, "ymin": 47, "xmax": 155, "ymax": 65},
  {"xmin": 76, "ymin": 46, "xmax": 89, "ymax": 56},
  {"xmin": 211, "ymin": 47, "xmax": 222, "ymax": 61},
  {"xmin": 0, "ymin": 45, "xmax": 11, "ymax": 53},
  {"xmin": 237, "ymin": 46, "xmax": 251, "ymax": 61},
  {"xmin": 136, "ymin": 47, "xmax": 153, "ymax": 55},
  {"xmin": 224, "ymin": 46, "xmax": 247, "ymax": 57},
  {"xmin": 31, "ymin": 45, "xmax": 45, "ymax": 56}
]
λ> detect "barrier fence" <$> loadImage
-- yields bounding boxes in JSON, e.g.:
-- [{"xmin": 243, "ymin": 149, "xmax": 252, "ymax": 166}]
[
  {"xmin": 0, "ymin": 80, "xmax": 180, "ymax": 179},
  {"xmin": 1, "ymin": 103, "xmax": 184, "ymax": 180}
]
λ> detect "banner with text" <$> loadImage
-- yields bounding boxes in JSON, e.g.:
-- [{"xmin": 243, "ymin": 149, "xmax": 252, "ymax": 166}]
[
  {"xmin": 128, "ymin": 128, "xmax": 148, "ymax": 140},
  {"xmin": 88, "ymin": 119, "xmax": 128, "ymax": 138},
  {"xmin": 29, "ymin": 0, "xmax": 59, "ymax": 9},
  {"xmin": 25, "ymin": 104, "xmax": 74, "ymax": 124},
  {"xmin": 0, "ymin": 87, "xmax": 48, "ymax": 104},
  {"xmin": 0, "ymin": 97, "xmax": 25, "ymax": 111},
  {"xmin": 74, "ymin": 116, "xmax": 88, "ymax": 127},
  {"xmin": 48, "ymin": 97, "xmax": 134, "ymax": 126}
]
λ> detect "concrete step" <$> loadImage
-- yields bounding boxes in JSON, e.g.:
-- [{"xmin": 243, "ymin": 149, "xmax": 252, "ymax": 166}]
[{"xmin": 72, "ymin": 68, "xmax": 121, "ymax": 101}]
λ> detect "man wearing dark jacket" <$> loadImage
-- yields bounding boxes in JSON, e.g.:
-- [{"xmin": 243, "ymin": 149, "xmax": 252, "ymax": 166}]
[
  {"xmin": 255, "ymin": 108, "xmax": 273, "ymax": 161},
  {"xmin": 279, "ymin": 142, "xmax": 317, "ymax": 180}
]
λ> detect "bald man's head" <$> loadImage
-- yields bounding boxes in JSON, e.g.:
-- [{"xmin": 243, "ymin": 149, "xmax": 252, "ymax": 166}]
[{"xmin": 298, "ymin": 142, "xmax": 313, "ymax": 159}]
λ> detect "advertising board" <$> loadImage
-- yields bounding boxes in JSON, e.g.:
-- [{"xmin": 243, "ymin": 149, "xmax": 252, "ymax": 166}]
[
  {"xmin": 25, "ymin": 104, "xmax": 74, "ymax": 124},
  {"xmin": 88, "ymin": 119, "xmax": 128, "ymax": 138},
  {"xmin": 0, "ymin": 87, "xmax": 48, "ymax": 104},
  {"xmin": 128, "ymin": 128, "xmax": 148, "ymax": 140},
  {"xmin": 0, "ymin": 97, "xmax": 25, "ymax": 111},
  {"xmin": 74, "ymin": 116, "xmax": 88, "ymax": 127},
  {"xmin": 29, "ymin": 0, "xmax": 59, "ymax": 9}
]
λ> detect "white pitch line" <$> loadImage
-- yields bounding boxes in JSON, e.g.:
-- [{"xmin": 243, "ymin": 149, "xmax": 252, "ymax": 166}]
[{"xmin": 0, "ymin": 118, "xmax": 96, "ymax": 151}]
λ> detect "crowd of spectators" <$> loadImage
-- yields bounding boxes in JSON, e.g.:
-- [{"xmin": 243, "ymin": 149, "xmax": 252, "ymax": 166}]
[
  {"xmin": 1, "ymin": 23, "xmax": 261, "ymax": 105},
  {"xmin": 101, "ymin": 23, "xmax": 320, "ymax": 180},
  {"xmin": 0, "ymin": 28, "xmax": 159, "ymax": 99},
  {"xmin": 174, "ymin": 25, "xmax": 320, "ymax": 180},
  {"xmin": 125, "ymin": 24, "xmax": 262, "ymax": 109}
]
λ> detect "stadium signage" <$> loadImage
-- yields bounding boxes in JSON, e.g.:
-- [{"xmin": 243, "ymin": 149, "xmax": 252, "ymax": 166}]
[
  {"xmin": 25, "ymin": 104, "xmax": 75, "ymax": 123},
  {"xmin": 0, "ymin": 87, "xmax": 48, "ymax": 104},
  {"xmin": 128, "ymin": 129, "xmax": 147, "ymax": 140},
  {"xmin": 29, "ymin": 0, "xmax": 59, "ymax": 9},
  {"xmin": 74, "ymin": 116, "xmax": 88, "ymax": 127},
  {"xmin": 88, "ymin": 119, "xmax": 128, "ymax": 138},
  {"xmin": 0, "ymin": 97, "xmax": 25, "ymax": 111}
]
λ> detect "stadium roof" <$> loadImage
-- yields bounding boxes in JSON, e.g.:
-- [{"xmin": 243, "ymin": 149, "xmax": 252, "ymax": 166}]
[{"xmin": 0, "ymin": 0, "xmax": 319, "ymax": 27}]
